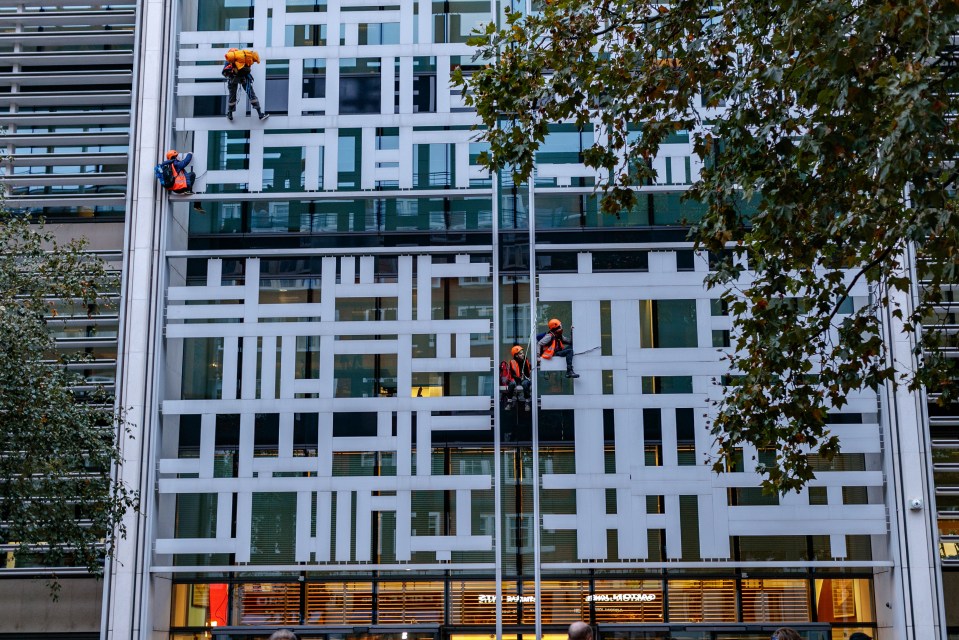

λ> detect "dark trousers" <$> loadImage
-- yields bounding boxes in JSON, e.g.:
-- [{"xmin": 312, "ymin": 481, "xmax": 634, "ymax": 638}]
[
  {"xmin": 507, "ymin": 379, "xmax": 531, "ymax": 402},
  {"xmin": 554, "ymin": 346, "xmax": 574, "ymax": 369},
  {"xmin": 227, "ymin": 75, "xmax": 262, "ymax": 115}
]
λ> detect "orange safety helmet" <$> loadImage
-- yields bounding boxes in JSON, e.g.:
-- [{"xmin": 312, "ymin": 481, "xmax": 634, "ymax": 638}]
[
  {"xmin": 511, "ymin": 345, "xmax": 524, "ymax": 357},
  {"xmin": 165, "ymin": 149, "xmax": 178, "ymax": 160},
  {"xmin": 548, "ymin": 318, "xmax": 562, "ymax": 330}
]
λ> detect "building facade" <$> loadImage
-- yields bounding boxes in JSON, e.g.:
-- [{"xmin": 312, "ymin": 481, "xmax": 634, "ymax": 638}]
[{"xmin": 0, "ymin": 1, "xmax": 954, "ymax": 639}]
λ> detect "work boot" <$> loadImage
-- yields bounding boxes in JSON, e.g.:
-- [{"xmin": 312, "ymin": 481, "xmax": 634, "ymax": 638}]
[
  {"xmin": 226, "ymin": 111, "xmax": 233, "ymax": 121},
  {"xmin": 566, "ymin": 368, "xmax": 580, "ymax": 379}
]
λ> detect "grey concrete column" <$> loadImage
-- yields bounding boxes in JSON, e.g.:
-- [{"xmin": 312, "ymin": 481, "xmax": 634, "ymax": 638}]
[
  {"xmin": 102, "ymin": 0, "xmax": 173, "ymax": 638},
  {"xmin": 877, "ymin": 246, "xmax": 946, "ymax": 639}
]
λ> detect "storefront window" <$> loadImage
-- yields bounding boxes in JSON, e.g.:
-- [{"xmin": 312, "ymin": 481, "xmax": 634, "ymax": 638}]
[
  {"xmin": 305, "ymin": 582, "xmax": 372, "ymax": 624},
  {"xmin": 234, "ymin": 582, "xmax": 301, "ymax": 625},
  {"xmin": 814, "ymin": 578, "xmax": 875, "ymax": 624},
  {"xmin": 666, "ymin": 579, "xmax": 737, "ymax": 622},
  {"xmin": 449, "ymin": 580, "xmax": 520, "ymax": 624},
  {"xmin": 171, "ymin": 583, "xmax": 229, "ymax": 627},
  {"xmin": 592, "ymin": 579, "xmax": 664, "ymax": 623},
  {"xmin": 521, "ymin": 580, "xmax": 589, "ymax": 624},
  {"xmin": 378, "ymin": 581, "xmax": 444, "ymax": 623},
  {"xmin": 741, "ymin": 578, "xmax": 810, "ymax": 622}
]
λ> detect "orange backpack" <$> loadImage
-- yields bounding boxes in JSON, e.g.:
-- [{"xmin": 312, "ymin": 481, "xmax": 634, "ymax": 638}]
[{"xmin": 225, "ymin": 48, "xmax": 259, "ymax": 70}]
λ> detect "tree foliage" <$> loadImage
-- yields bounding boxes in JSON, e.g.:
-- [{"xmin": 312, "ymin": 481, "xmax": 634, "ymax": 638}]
[
  {"xmin": 0, "ymin": 210, "xmax": 137, "ymax": 582},
  {"xmin": 457, "ymin": 0, "xmax": 959, "ymax": 492}
]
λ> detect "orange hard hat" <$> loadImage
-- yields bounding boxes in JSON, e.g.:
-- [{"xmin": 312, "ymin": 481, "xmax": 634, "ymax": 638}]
[
  {"xmin": 548, "ymin": 318, "xmax": 562, "ymax": 330},
  {"xmin": 165, "ymin": 149, "xmax": 178, "ymax": 159},
  {"xmin": 511, "ymin": 345, "xmax": 524, "ymax": 357}
]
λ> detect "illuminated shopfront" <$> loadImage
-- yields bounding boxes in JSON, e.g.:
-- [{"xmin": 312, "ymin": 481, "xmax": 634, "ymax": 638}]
[{"xmin": 170, "ymin": 577, "xmax": 876, "ymax": 638}]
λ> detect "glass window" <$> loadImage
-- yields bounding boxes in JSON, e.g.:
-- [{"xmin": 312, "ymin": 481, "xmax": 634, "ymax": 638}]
[
  {"xmin": 287, "ymin": 23, "xmax": 326, "ymax": 45},
  {"xmin": 592, "ymin": 579, "xmax": 664, "ymax": 623},
  {"xmin": 433, "ymin": 0, "xmax": 491, "ymax": 43},
  {"xmin": 377, "ymin": 581, "xmax": 444, "ymax": 623},
  {"xmin": 666, "ymin": 579, "xmax": 736, "ymax": 622},
  {"xmin": 449, "ymin": 580, "xmax": 520, "ymax": 624},
  {"xmin": 358, "ymin": 22, "xmax": 400, "ymax": 45},
  {"xmin": 535, "ymin": 124, "xmax": 592, "ymax": 166},
  {"xmin": 340, "ymin": 59, "xmax": 382, "ymax": 114},
  {"xmin": 676, "ymin": 407, "xmax": 696, "ymax": 465},
  {"xmin": 265, "ymin": 60, "xmax": 290, "ymax": 114},
  {"xmin": 303, "ymin": 59, "xmax": 327, "ymax": 98},
  {"xmin": 263, "ymin": 146, "xmax": 304, "ymax": 192},
  {"xmin": 234, "ymin": 583, "xmax": 301, "ymax": 625},
  {"xmin": 639, "ymin": 299, "xmax": 698, "ymax": 347},
  {"xmin": 524, "ymin": 581, "xmax": 588, "ymax": 624},
  {"xmin": 305, "ymin": 582, "xmax": 372, "ymax": 624},
  {"xmin": 680, "ymin": 495, "xmax": 700, "ymax": 560},
  {"xmin": 414, "ymin": 57, "xmax": 437, "ymax": 113},
  {"xmin": 334, "ymin": 353, "xmax": 398, "ymax": 397},
  {"xmin": 814, "ymin": 578, "xmax": 875, "ymax": 623},
  {"xmin": 180, "ymin": 337, "xmax": 224, "ymax": 400},
  {"xmin": 287, "ymin": 0, "xmax": 328, "ymax": 12},
  {"xmin": 207, "ymin": 130, "xmax": 249, "ymax": 171},
  {"xmin": 338, "ymin": 129, "xmax": 361, "ymax": 188},
  {"xmin": 741, "ymin": 578, "xmax": 810, "ymax": 622},
  {"xmin": 413, "ymin": 143, "xmax": 454, "ymax": 188},
  {"xmin": 174, "ymin": 494, "xmax": 217, "ymax": 539},
  {"xmin": 593, "ymin": 250, "xmax": 649, "ymax": 271},
  {"xmin": 196, "ymin": 0, "xmax": 253, "ymax": 31},
  {"xmin": 644, "ymin": 408, "xmax": 662, "ymax": 466},
  {"xmin": 171, "ymin": 583, "xmax": 229, "ymax": 627},
  {"xmin": 250, "ymin": 493, "xmax": 296, "ymax": 563},
  {"xmin": 729, "ymin": 488, "xmax": 779, "ymax": 506},
  {"xmin": 642, "ymin": 376, "xmax": 694, "ymax": 394}
]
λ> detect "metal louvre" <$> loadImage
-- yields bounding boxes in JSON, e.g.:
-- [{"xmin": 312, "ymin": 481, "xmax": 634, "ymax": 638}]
[{"xmin": 0, "ymin": 2, "xmax": 134, "ymax": 216}]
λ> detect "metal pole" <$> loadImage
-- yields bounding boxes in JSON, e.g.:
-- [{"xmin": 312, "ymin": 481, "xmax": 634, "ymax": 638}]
[
  {"xmin": 528, "ymin": 160, "xmax": 543, "ymax": 640},
  {"xmin": 492, "ymin": 113, "xmax": 504, "ymax": 640}
]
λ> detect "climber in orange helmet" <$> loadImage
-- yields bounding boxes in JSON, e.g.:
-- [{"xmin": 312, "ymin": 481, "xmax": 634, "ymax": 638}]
[
  {"xmin": 158, "ymin": 149, "xmax": 196, "ymax": 194},
  {"xmin": 222, "ymin": 48, "xmax": 268, "ymax": 121},
  {"xmin": 504, "ymin": 345, "xmax": 533, "ymax": 411},
  {"xmin": 538, "ymin": 318, "xmax": 579, "ymax": 378}
]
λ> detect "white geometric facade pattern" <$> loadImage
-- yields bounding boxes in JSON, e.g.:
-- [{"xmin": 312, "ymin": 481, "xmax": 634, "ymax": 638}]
[
  {"xmin": 156, "ymin": 0, "xmax": 888, "ymax": 573},
  {"xmin": 158, "ymin": 253, "xmax": 495, "ymax": 567},
  {"xmin": 173, "ymin": 0, "xmax": 696, "ymax": 192},
  {"xmin": 156, "ymin": 248, "xmax": 887, "ymax": 568},
  {"xmin": 537, "ymin": 252, "xmax": 886, "ymax": 563}
]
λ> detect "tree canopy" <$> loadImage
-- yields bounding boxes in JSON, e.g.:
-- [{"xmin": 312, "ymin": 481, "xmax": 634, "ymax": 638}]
[
  {"xmin": 0, "ymin": 211, "xmax": 137, "ymax": 584},
  {"xmin": 457, "ymin": 0, "xmax": 959, "ymax": 492}
]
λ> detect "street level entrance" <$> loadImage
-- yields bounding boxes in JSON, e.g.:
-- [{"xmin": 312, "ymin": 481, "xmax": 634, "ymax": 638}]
[{"xmin": 211, "ymin": 628, "xmax": 440, "ymax": 640}]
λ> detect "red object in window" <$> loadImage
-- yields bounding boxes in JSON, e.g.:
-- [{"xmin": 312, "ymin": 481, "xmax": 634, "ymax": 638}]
[{"xmin": 209, "ymin": 583, "xmax": 229, "ymax": 627}]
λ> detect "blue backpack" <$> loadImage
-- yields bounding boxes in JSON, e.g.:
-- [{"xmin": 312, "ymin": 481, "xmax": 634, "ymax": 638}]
[{"xmin": 154, "ymin": 162, "xmax": 175, "ymax": 189}]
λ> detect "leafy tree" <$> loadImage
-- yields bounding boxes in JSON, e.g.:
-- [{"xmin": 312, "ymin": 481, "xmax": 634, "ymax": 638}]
[
  {"xmin": 0, "ymin": 209, "xmax": 137, "ymax": 584},
  {"xmin": 457, "ymin": 0, "xmax": 959, "ymax": 492}
]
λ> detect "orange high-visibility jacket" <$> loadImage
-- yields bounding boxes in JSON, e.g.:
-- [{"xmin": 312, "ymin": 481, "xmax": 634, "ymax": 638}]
[{"xmin": 171, "ymin": 165, "xmax": 188, "ymax": 192}]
